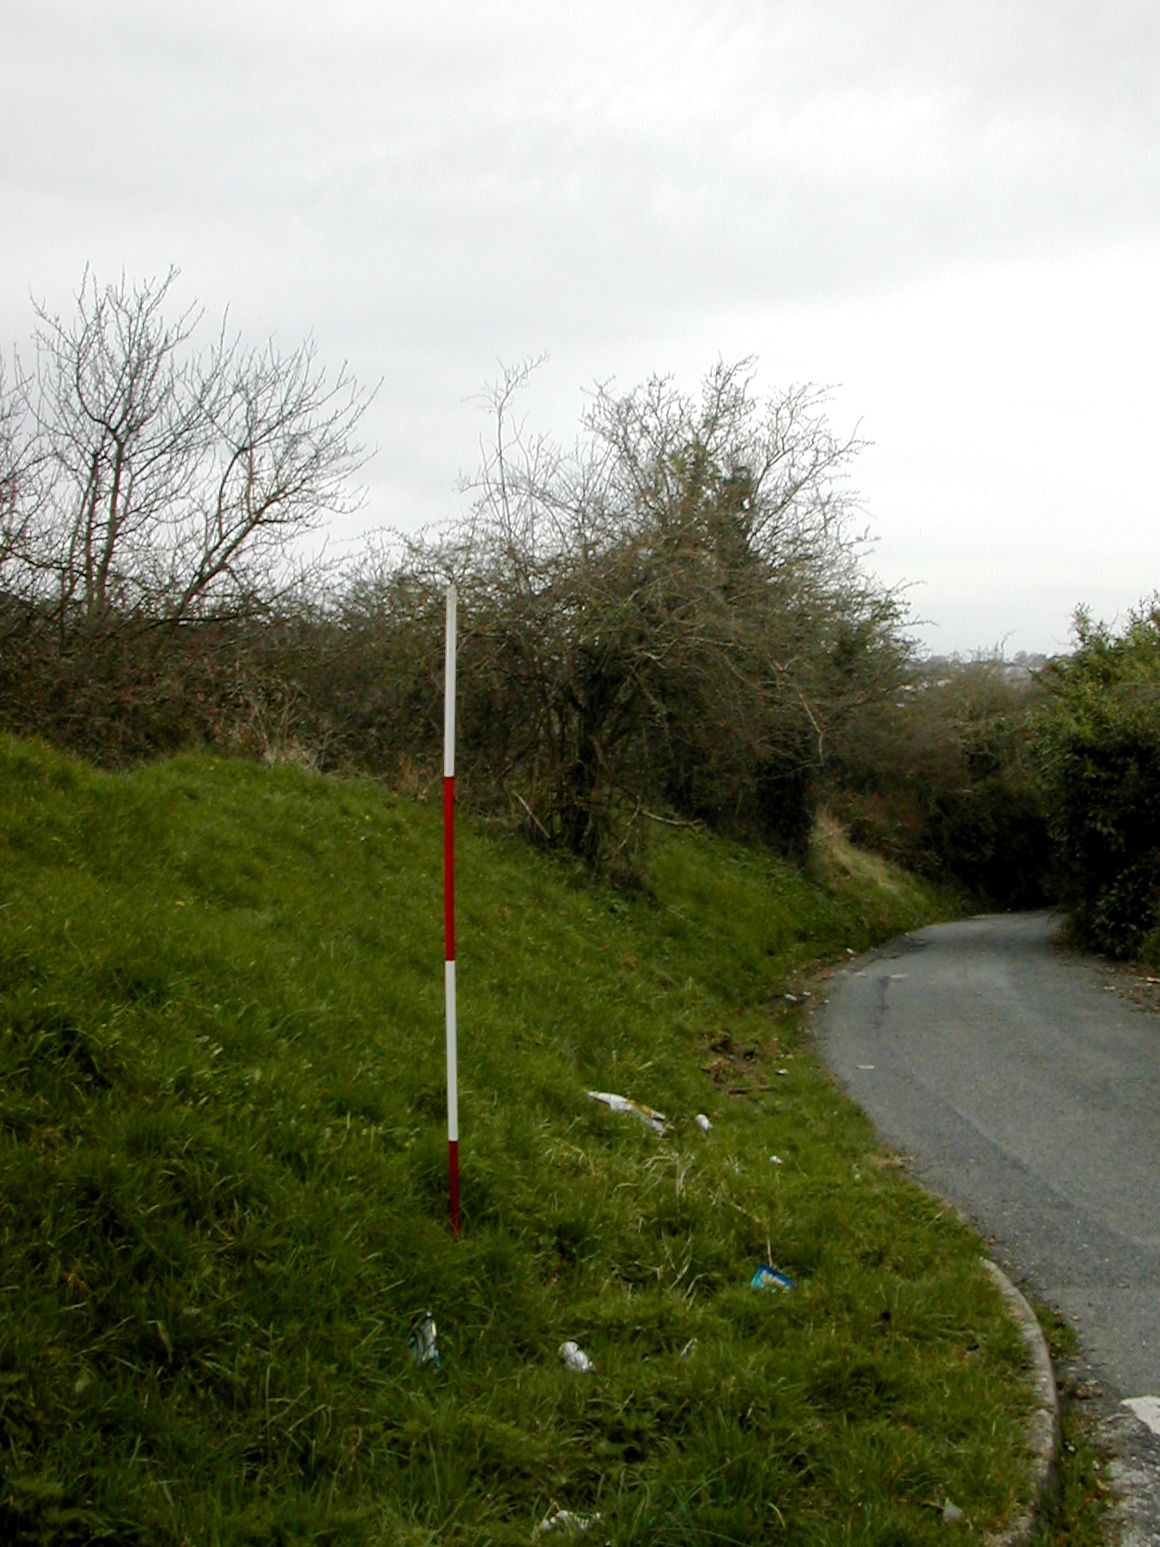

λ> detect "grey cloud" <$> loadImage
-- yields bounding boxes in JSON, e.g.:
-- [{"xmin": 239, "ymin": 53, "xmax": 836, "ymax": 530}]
[{"xmin": 2, "ymin": 0, "xmax": 1157, "ymax": 653}]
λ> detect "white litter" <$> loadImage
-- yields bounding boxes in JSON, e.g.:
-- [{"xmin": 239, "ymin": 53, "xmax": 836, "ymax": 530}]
[
  {"xmin": 409, "ymin": 1311, "xmax": 440, "ymax": 1368},
  {"xmin": 536, "ymin": 1509, "xmax": 601, "ymax": 1536},
  {"xmin": 769, "ymin": 1154, "xmax": 783, "ymax": 1165},
  {"xmin": 1122, "ymin": 1395, "xmax": 1160, "ymax": 1437},
  {"xmin": 558, "ymin": 1340, "xmax": 595, "ymax": 1374},
  {"xmin": 587, "ymin": 1091, "xmax": 667, "ymax": 1135},
  {"xmin": 694, "ymin": 1113, "xmax": 712, "ymax": 1132}
]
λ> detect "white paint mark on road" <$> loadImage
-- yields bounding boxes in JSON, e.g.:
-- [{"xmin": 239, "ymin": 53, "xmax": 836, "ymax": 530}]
[{"xmin": 1123, "ymin": 1397, "xmax": 1160, "ymax": 1436}]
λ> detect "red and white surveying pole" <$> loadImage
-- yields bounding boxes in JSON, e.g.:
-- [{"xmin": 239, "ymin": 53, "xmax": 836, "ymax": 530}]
[{"xmin": 443, "ymin": 584, "xmax": 461, "ymax": 1238}]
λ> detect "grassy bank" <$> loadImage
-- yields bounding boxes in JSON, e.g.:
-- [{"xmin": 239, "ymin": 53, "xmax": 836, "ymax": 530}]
[{"xmin": 0, "ymin": 737, "xmax": 1036, "ymax": 1544}]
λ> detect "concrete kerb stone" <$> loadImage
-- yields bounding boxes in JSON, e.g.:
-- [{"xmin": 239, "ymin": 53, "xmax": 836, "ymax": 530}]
[{"xmin": 982, "ymin": 1259, "xmax": 1062, "ymax": 1546}]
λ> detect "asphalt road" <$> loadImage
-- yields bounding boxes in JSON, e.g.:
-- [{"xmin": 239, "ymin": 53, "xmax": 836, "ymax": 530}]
[{"xmin": 814, "ymin": 910, "xmax": 1160, "ymax": 1403}]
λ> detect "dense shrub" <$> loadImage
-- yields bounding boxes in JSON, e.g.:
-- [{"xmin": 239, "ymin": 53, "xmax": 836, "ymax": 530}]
[
  {"xmin": 1034, "ymin": 601, "xmax": 1160, "ymax": 961},
  {"xmin": 826, "ymin": 656, "xmax": 1053, "ymax": 908}
]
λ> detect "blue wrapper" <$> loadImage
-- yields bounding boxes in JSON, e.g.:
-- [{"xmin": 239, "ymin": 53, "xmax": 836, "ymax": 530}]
[{"xmin": 750, "ymin": 1263, "xmax": 796, "ymax": 1292}]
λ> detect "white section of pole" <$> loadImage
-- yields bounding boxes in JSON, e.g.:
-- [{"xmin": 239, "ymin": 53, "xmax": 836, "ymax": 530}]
[{"xmin": 444, "ymin": 583, "xmax": 457, "ymax": 779}]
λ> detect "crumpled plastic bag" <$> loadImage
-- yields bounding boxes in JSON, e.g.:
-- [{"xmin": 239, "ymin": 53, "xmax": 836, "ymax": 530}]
[{"xmin": 558, "ymin": 1339, "xmax": 595, "ymax": 1373}]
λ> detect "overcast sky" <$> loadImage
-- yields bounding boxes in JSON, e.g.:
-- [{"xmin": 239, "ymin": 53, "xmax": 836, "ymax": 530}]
[{"xmin": 4, "ymin": 0, "xmax": 1157, "ymax": 655}]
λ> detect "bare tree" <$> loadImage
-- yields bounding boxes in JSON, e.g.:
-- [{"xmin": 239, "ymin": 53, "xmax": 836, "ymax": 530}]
[
  {"xmin": 17, "ymin": 268, "xmax": 373, "ymax": 630},
  {"xmin": 0, "ymin": 357, "xmax": 44, "ymax": 600},
  {"xmin": 409, "ymin": 359, "xmax": 912, "ymax": 871}
]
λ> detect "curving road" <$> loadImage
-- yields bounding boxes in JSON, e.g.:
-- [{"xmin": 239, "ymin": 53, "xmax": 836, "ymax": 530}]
[{"xmin": 815, "ymin": 910, "xmax": 1160, "ymax": 1405}]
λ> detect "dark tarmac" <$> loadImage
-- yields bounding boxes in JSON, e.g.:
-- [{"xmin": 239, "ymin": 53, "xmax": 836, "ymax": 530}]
[{"xmin": 816, "ymin": 912, "xmax": 1160, "ymax": 1543}]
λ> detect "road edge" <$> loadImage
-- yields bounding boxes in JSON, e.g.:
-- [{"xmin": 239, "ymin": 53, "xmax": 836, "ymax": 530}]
[{"xmin": 982, "ymin": 1259, "xmax": 1062, "ymax": 1546}]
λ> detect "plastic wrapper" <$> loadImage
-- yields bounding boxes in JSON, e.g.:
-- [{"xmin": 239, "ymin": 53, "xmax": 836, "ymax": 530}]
[
  {"xmin": 587, "ymin": 1090, "xmax": 667, "ymax": 1135},
  {"xmin": 536, "ymin": 1508, "xmax": 601, "ymax": 1535},
  {"xmin": 750, "ymin": 1263, "xmax": 796, "ymax": 1293},
  {"xmin": 409, "ymin": 1310, "xmax": 441, "ymax": 1367}
]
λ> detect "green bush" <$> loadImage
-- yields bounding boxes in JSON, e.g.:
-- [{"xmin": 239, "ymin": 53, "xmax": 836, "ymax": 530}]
[
  {"xmin": 826, "ymin": 657, "xmax": 1052, "ymax": 908},
  {"xmin": 1035, "ymin": 600, "xmax": 1160, "ymax": 961}
]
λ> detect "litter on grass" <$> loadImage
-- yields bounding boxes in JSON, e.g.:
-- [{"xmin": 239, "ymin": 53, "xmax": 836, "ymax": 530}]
[
  {"xmin": 536, "ymin": 1508, "xmax": 602, "ymax": 1535},
  {"xmin": 751, "ymin": 1263, "xmax": 796, "ymax": 1293},
  {"xmin": 409, "ymin": 1311, "xmax": 440, "ymax": 1368},
  {"xmin": 559, "ymin": 1340, "xmax": 595, "ymax": 1373},
  {"xmin": 769, "ymin": 1154, "xmax": 784, "ymax": 1165},
  {"xmin": 587, "ymin": 1091, "xmax": 668, "ymax": 1135},
  {"xmin": 694, "ymin": 1113, "xmax": 712, "ymax": 1132}
]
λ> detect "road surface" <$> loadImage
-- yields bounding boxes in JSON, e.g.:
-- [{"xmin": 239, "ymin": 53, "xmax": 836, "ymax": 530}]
[{"xmin": 815, "ymin": 910, "xmax": 1160, "ymax": 1404}]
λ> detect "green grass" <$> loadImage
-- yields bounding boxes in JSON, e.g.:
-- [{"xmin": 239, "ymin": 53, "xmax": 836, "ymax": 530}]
[
  {"xmin": 1026, "ymin": 1306, "xmax": 1115, "ymax": 1547},
  {"xmin": 0, "ymin": 736, "xmax": 1041, "ymax": 1544}
]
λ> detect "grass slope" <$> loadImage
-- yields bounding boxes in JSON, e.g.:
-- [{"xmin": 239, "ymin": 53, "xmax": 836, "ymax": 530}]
[{"xmin": 0, "ymin": 737, "xmax": 1035, "ymax": 1545}]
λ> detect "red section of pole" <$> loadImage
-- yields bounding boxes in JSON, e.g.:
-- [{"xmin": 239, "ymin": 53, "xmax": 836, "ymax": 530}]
[
  {"xmin": 444, "ymin": 772, "xmax": 460, "ymax": 1241},
  {"xmin": 443, "ymin": 775, "xmax": 456, "ymax": 963}
]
